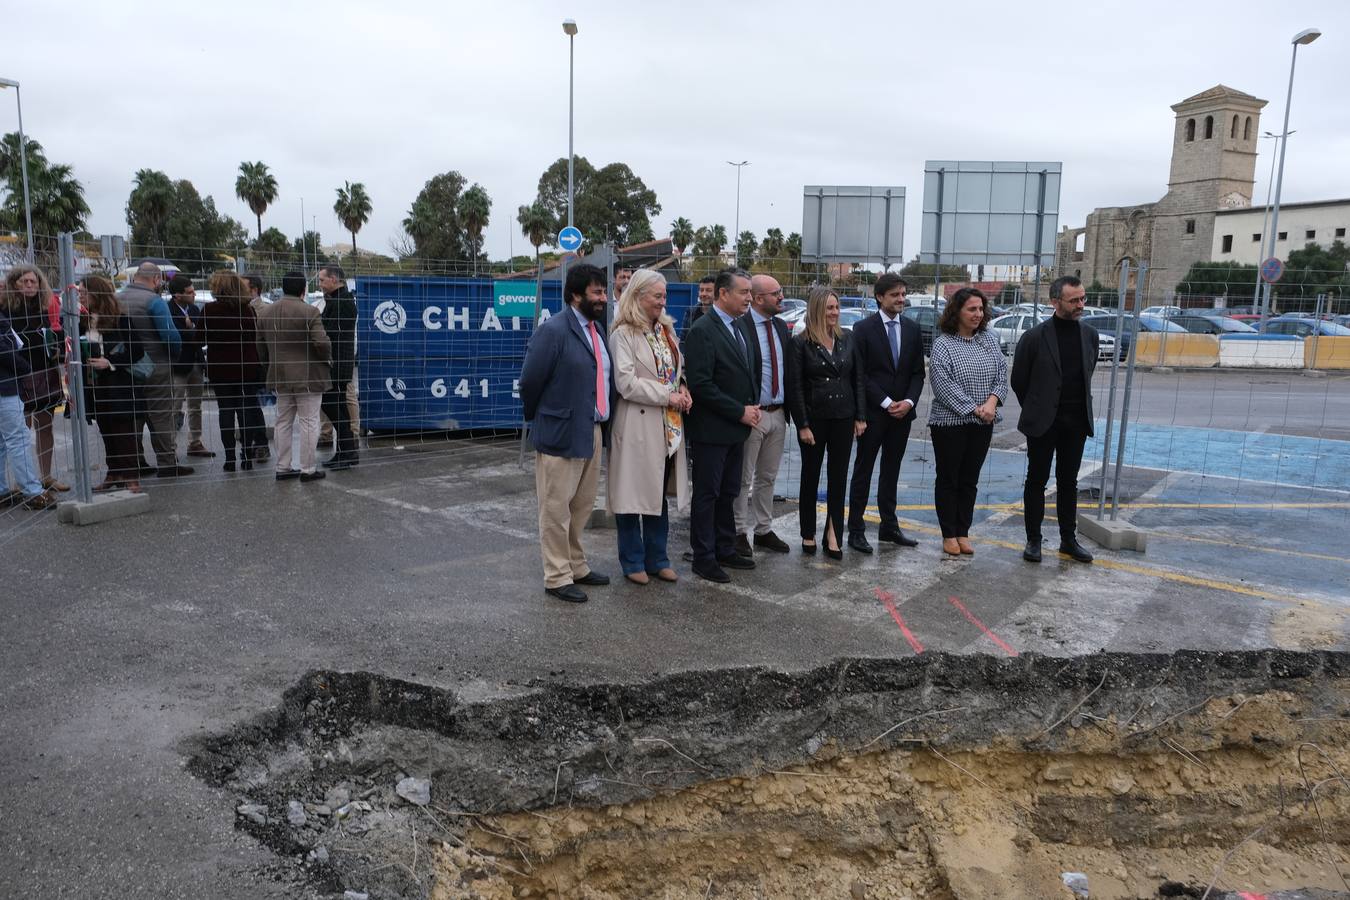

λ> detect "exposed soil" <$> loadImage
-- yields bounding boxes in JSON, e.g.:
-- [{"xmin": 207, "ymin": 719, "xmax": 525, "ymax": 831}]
[{"xmin": 184, "ymin": 651, "xmax": 1350, "ymax": 899}]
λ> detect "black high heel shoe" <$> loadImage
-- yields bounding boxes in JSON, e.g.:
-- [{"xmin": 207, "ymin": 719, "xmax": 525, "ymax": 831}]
[
  {"xmin": 801, "ymin": 541, "xmax": 817, "ymax": 555},
  {"xmin": 824, "ymin": 544, "xmax": 843, "ymax": 560}
]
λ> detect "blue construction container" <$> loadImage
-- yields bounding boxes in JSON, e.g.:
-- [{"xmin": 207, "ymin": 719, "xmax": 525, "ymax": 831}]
[{"xmin": 355, "ymin": 276, "xmax": 701, "ymax": 432}]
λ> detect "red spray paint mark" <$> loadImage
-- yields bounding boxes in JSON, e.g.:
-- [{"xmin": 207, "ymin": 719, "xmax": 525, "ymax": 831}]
[
  {"xmin": 873, "ymin": 588, "xmax": 924, "ymax": 655},
  {"xmin": 946, "ymin": 596, "xmax": 1018, "ymax": 657}
]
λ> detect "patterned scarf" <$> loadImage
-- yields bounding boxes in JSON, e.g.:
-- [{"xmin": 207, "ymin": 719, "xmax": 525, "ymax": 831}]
[{"xmin": 644, "ymin": 324, "xmax": 682, "ymax": 456}]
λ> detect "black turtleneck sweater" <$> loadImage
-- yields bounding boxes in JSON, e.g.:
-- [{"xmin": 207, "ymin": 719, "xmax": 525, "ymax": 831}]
[{"xmin": 1053, "ymin": 314, "xmax": 1086, "ymax": 407}]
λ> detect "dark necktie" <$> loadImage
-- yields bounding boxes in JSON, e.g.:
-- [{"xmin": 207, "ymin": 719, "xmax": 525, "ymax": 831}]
[
  {"xmin": 762, "ymin": 319, "xmax": 779, "ymax": 397},
  {"xmin": 886, "ymin": 318, "xmax": 899, "ymax": 367}
]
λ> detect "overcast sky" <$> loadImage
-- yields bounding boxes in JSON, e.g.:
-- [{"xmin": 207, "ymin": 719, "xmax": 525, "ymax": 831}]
[{"xmin": 6, "ymin": 0, "xmax": 1348, "ymax": 263}]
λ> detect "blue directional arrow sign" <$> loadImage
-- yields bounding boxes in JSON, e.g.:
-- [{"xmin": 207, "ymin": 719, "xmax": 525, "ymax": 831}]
[
  {"xmin": 558, "ymin": 226, "xmax": 583, "ymax": 252},
  {"xmin": 1260, "ymin": 257, "xmax": 1284, "ymax": 284}
]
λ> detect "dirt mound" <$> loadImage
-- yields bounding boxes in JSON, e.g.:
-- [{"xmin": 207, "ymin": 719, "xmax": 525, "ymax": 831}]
[{"xmin": 184, "ymin": 651, "xmax": 1350, "ymax": 899}]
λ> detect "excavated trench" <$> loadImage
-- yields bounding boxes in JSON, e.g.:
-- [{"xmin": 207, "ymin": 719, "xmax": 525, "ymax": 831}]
[{"xmin": 185, "ymin": 651, "xmax": 1350, "ymax": 900}]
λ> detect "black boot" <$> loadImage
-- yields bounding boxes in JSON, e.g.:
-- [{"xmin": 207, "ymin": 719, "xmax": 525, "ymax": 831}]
[{"xmin": 223, "ymin": 450, "xmax": 236, "ymax": 473}]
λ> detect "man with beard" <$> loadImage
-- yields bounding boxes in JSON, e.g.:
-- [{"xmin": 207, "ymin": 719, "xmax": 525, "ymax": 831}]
[
  {"xmin": 1012, "ymin": 275, "xmax": 1099, "ymax": 564},
  {"xmin": 519, "ymin": 264, "xmax": 615, "ymax": 603},
  {"xmin": 683, "ymin": 275, "xmax": 717, "ymax": 333}
]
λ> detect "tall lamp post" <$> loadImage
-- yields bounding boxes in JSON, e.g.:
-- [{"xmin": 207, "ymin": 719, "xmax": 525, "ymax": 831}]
[
  {"xmin": 727, "ymin": 160, "xmax": 749, "ymax": 249},
  {"xmin": 0, "ymin": 77, "xmax": 35, "ymax": 263},
  {"xmin": 1261, "ymin": 27, "xmax": 1321, "ymax": 317},
  {"xmin": 562, "ymin": 19, "xmax": 578, "ymax": 230}
]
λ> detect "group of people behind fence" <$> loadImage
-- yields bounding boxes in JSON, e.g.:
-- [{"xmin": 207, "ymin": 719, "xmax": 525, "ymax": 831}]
[
  {"xmin": 1, "ymin": 261, "xmax": 363, "ymax": 509},
  {"xmin": 521, "ymin": 265, "xmax": 1102, "ymax": 603}
]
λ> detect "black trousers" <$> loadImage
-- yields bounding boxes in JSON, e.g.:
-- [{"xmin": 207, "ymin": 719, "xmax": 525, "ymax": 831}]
[
  {"xmin": 929, "ymin": 423, "xmax": 993, "ymax": 539},
  {"xmin": 321, "ymin": 384, "xmax": 356, "ymax": 458},
  {"xmin": 689, "ymin": 440, "xmax": 744, "ymax": 567},
  {"xmin": 242, "ymin": 389, "xmax": 267, "ymax": 453},
  {"xmin": 798, "ymin": 418, "xmax": 854, "ymax": 543},
  {"xmin": 848, "ymin": 414, "xmax": 913, "ymax": 535},
  {"xmin": 213, "ymin": 381, "xmax": 247, "ymax": 459},
  {"xmin": 1023, "ymin": 406, "xmax": 1089, "ymax": 543}
]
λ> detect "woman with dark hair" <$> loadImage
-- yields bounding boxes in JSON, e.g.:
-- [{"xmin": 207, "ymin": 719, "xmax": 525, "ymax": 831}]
[
  {"xmin": 2, "ymin": 264, "xmax": 68, "ymax": 492},
  {"xmin": 202, "ymin": 272, "xmax": 266, "ymax": 471},
  {"xmin": 927, "ymin": 287, "xmax": 1008, "ymax": 557},
  {"xmin": 78, "ymin": 274, "xmax": 142, "ymax": 492},
  {"xmin": 786, "ymin": 287, "xmax": 866, "ymax": 559}
]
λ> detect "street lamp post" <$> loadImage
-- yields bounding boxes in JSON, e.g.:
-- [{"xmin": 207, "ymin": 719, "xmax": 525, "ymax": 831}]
[
  {"xmin": 1252, "ymin": 130, "xmax": 1289, "ymax": 307},
  {"xmin": 562, "ymin": 19, "xmax": 578, "ymax": 230},
  {"xmin": 1261, "ymin": 27, "xmax": 1321, "ymax": 317},
  {"xmin": 0, "ymin": 77, "xmax": 35, "ymax": 263},
  {"xmin": 727, "ymin": 160, "xmax": 749, "ymax": 250}
]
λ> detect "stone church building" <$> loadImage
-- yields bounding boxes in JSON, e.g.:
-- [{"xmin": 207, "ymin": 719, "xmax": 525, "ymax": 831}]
[{"xmin": 1056, "ymin": 86, "xmax": 1267, "ymax": 297}]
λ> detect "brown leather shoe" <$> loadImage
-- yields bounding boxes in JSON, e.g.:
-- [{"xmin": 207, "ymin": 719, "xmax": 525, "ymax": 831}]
[
  {"xmin": 22, "ymin": 490, "xmax": 56, "ymax": 511},
  {"xmin": 957, "ymin": 537, "xmax": 975, "ymax": 555},
  {"xmin": 42, "ymin": 476, "xmax": 71, "ymax": 492},
  {"xmin": 625, "ymin": 572, "xmax": 650, "ymax": 585},
  {"xmin": 649, "ymin": 568, "xmax": 678, "ymax": 583},
  {"xmin": 942, "ymin": 538, "xmax": 962, "ymax": 557}
]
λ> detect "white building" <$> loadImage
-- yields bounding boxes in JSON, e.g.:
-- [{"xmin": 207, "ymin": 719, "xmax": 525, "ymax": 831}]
[{"xmin": 1211, "ymin": 198, "xmax": 1350, "ymax": 266}]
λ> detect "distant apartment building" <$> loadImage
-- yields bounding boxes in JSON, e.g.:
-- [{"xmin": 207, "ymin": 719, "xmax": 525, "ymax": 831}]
[{"xmin": 1210, "ymin": 198, "xmax": 1350, "ymax": 266}]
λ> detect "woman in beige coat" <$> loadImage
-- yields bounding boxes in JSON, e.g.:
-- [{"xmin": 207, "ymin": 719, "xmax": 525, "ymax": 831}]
[{"xmin": 607, "ymin": 270, "xmax": 692, "ymax": 584}]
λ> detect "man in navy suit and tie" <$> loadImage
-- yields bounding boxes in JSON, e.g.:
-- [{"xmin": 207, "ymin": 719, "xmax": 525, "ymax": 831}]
[
  {"xmin": 847, "ymin": 273, "xmax": 926, "ymax": 553},
  {"xmin": 683, "ymin": 268, "xmax": 761, "ymax": 583},
  {"xmin": 519, "ymin": 264, "xmax": 615, "ymax": 603}
]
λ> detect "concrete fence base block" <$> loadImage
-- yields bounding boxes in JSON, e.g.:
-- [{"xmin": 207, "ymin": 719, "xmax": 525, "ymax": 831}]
[
  {"xmin": 1078, "ymin": 512, "xmax": 1148, "ymax": 552},
  {"xmin": 56, "ymin": 491, "xmax": 151, "ymax": 526},
  {"xmin": 588, "ymin": 506, "xmax": 615, "ymax": 530}
]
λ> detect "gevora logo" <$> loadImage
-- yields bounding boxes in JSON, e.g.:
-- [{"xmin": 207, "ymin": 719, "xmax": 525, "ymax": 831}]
[{"xmin": 373, "ymin": 301, "xmax": 407, "ymax": 335}]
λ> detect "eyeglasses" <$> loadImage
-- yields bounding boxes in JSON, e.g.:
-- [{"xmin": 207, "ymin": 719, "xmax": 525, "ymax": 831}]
[{"xmin": 755, "ymin": 289, "xmax": 784, "ymax": 298}]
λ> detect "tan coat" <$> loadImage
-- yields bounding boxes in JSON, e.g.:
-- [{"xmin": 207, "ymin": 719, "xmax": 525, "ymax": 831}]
[
  {"xmin": 606, "ymin": 323, "xmax": 690, "ymax": 517},
  {"xmin": 255, "ymin": 297, "xmax": 333, "ymax": 394}
]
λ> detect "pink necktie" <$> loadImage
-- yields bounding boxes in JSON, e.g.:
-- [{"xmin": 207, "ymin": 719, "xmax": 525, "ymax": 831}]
[{"xmin": 588, "ymin": 321, "xmax": 607, "ymax": 419}]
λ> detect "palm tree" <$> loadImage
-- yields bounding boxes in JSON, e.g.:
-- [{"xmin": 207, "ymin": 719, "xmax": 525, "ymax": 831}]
[
  {"xmin": 0, "ymin": 159, "xmax": 88, "ymax": 263},
  {"xmin": 127, "ymin": 168, "xmax": 174, "ymax": 254},
  {"xmin": 333, "ymin": 181, "xmax": 373, "ymax": 258},
  {"xmin": 761, "ymin": 227, "xmax": 785, "ymax": 261},
  {"xmin": 736, "ymin": 230, "xmax": 757, "ymax": 270},
  {"xmin": 235, "ymin": 161, "xmax": 279, "ymax": 238},
  {"xmin": 670, "ymin": 217, "xmax": 694, "ymax": 257},
  {"xmin": 517, "ymin": 201, "xmax": 554, "ymax": 277},
  {"xmin": 709, "ymin": 224, "xmax": 728, "ymax": 257},
  {"xmin": 459, "ymin": 184, "xmax": 492, "ymax": 275}
]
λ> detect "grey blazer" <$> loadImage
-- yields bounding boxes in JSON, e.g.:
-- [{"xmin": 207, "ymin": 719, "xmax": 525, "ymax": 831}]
[
  {"xmin": 1010, "ymin": 317, "xmax": 1100, "ymax": 438},
  {"xmin": 519, "ymin": 306, "xmax": 615, "ymax": 459},
  {"xmin": 255, "ymin": 297, "xmax": 333, "ymax": 394}
]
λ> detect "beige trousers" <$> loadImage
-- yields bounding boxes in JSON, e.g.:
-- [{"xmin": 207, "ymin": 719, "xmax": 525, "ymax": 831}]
[
  {"xmin": 320, "ymin": 378, "xmax": 361, "ymax": 440},
  {"xmin": 535, "ymin": 425, "xmax": 602, "ymax": 589},
  {"xmin": 275, "ymin": 392, "xmax": 323, "ymax": 474},
  {"xmin": 735, "ymin": 406, "xmax": 787, "ymax": 536}
]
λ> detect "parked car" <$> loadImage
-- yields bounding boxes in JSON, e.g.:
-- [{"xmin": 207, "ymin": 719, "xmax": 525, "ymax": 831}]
[
  {"xmin": 901, "ymin": 306, "xmax": 938, "ymax": 355},
  {"xmin": 1333, "ymin": 314, "xmax": 1350, "ymax": 329},
  {"xmin": 1260, "ymin": 316, "xmax": 1350, "ymax": 337},
  {"xmin": 1170, "ymin": 314, "xmax": 1257, "ymax": 335},
  {"xmin": 1141, "ymin": 305, "xmax": 1183, "ymax": 317},
  {"xmin": 776, "ymin": 306, "xmax": 808, "ymax": 329},
  {"xmin": 791, "ymin": 306, "xmax": 866, "ymax": 337},
  {"xmin": 1080, "ymin": 313, "xmax": 1185, "ymax": 359},
  {"xmin": 779, "ymin": 297, "xmax": 806, "ymax": 316},
  {"xmin": 989, "ymin": 312, "xmax": 1046, "ymax": 356}
]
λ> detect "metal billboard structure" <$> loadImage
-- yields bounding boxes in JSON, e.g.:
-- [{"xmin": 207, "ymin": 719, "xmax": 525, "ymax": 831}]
[
  {"xmin": 801, "ymin": 186, "xmax": 905, "ymax": 266},
  {"xmin": 919, "ymin": 161, "xmax": 1061, "ymax": 266}
]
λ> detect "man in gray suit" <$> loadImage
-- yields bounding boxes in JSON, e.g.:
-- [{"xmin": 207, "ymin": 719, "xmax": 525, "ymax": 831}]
[
  {"xmin": 256, "ymin": 272, "xmax": 332, "ymax": 483},
  {"xmin": 119, "ymin": 262, "xmax": 189, "ymax": 476},
  {"xmin": 519, "ymin": 264, "xmax": 615, "ymax": 603},
  {"xmin": 1011, "ymin": 275, "xmax": 1099, "ymax": 564}
]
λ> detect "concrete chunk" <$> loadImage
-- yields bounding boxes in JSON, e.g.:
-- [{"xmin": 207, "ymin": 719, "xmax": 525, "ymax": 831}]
[
  {"xmin": 56, "ymin": 491, "xmax": 150, "ymax": 526},
  {"xmin": 1077, "ymin": 512, "xmax": 1147, "ymax": 552}
]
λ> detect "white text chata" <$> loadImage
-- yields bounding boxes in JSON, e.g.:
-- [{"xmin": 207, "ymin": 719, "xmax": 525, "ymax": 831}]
[{"xmin": 420, "ymin": 307, "xmax": 554, "ymax": 331}]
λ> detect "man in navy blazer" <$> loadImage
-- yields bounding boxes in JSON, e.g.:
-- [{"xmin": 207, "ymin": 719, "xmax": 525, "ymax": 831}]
[
  {"xmin": 519, "ymin": 263, "xmax": 616, "ymax": 603},
  {"xmin": 847, "ymin": 273, "xmax": 926, "ymax": 553}
]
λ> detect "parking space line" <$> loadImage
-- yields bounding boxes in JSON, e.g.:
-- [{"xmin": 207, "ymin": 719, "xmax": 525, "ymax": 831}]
[
  {"xmin": 873, "ymin": 588, "xmax": 924, "ymax": 654},
  {"xmin": 946, "ymin": 596, "xmax": 1018, "ymax": 656}
]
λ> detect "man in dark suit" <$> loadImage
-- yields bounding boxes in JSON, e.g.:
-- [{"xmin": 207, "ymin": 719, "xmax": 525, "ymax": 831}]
[
  {"xmin": 1011, "ymin": 275, "xmax": 1099, "ymax": 564},
  {"xmin": 847, "ymin": 273, "xmax": 925, "ymax": 553},
  {"xmin": 519, "ymin": 264, "xmax": 615, "ymax": 603},
  {"xmin": 682, "ymin": 275, "xmax": 716, "ymax": 334},
  {"xmin": 732, "ymin": 274, "xmax": 794, "ymax": 556},
  {"xmin": 683, "ymin": 268, "xmax": 760, "ymax": 583},
  {"xmin": 318, "ymin": 264, "xmax": 359, "ymax": 469}
]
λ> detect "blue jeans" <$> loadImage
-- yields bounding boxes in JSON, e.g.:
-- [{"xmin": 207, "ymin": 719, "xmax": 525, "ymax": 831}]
[
  {"xmin": 1, "ymin": 393, "xmax": 43, "ymax": 497},
  {"xmin": 615, "ymin": 498, "xmax": 670, "ymax": 575}
]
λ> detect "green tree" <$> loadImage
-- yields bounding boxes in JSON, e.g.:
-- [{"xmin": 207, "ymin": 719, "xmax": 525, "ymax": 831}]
[
  {"xmin": 459, "ymin": 183, "xmax": 492, "ymax": 274},
  {"xmin": 235, "ymin": 161, "xmax": 279, "ymax": 239},
  {"xmin": 0, "ymin": 140, "xmax": 89, "ymax": 263},
  {"xmin": 250, "ymin": 226, "xmax": 292, "ymax": 268},
  {"xmin": 760, "ymin": 227, "xmax": 785, "ymax": 261},
  {"xmin": 899, "ymin": 254, "xmax": 969, "ymax": 283},
  {"xmin": 333, "ymin": 181, "xmax": 372, "ymax": 257},
  {"xmin": 533, "ymin": 157, "xmax": 660, "ymax": 249},
  {"xmin": 692, "ymin": 224, "xmax": 727, "ymax": 257},
  {"xmin": 517, "ymin": 201, "xmax": 554, "ymax": 275},
  {"xmin": 126, "ymin": 168, "xmax": 175, "ymax": 253},
  {"xmin": 670, "ymin": 217, "xmax": 695, "ymax": 257},
  {"xmin": 292, "ymin": 230, "xmax": 324, "ymax": 269},
  {"xmin": 1174, "ymin": 262, "xmax": 1259, "ymax": 298},
  {"xmin": 735, "ymin": 230, "xmax": 757, "ymax": 270},
  {"xmin": 402, "ymin": 171, "xmax": 471, "ymax": 264},
  {"xmin": 1277, "ymin": 240, "xmax": 1350, "ymax": 304}
]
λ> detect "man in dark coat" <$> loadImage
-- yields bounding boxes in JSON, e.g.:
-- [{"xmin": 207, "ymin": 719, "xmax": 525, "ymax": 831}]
[
  {"xmin": 1011, "ymin": 275, "xmax": 1099, "ymax": 564},
  {"xmin": 519, "ymin": 264, "xmax": 615, "ymax": 603},
  {"xmin": 847, "ymin": 273, "xmax": 925, "ymax": 553},
  {"xmin": 318, "ymin": 265, "xmax": 359, "ymax": 469},
  {"xmin": 683, "ymin": 268, "xmax": 760, "ymax": 583}
]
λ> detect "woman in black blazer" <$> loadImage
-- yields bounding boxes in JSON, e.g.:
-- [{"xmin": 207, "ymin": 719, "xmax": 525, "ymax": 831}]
[{"xmin": 787, "ymin": 287, "xmax": 867, "ymax": 559}]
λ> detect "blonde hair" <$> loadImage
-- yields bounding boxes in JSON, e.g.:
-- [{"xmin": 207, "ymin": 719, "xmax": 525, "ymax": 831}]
[
  {"xmin": 803, "ymin": 286, "xmax": 841, "ymax": 347},
  {"xmin": 611, "ymin": 269, "xmax": 672, "ymax": 334}
]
